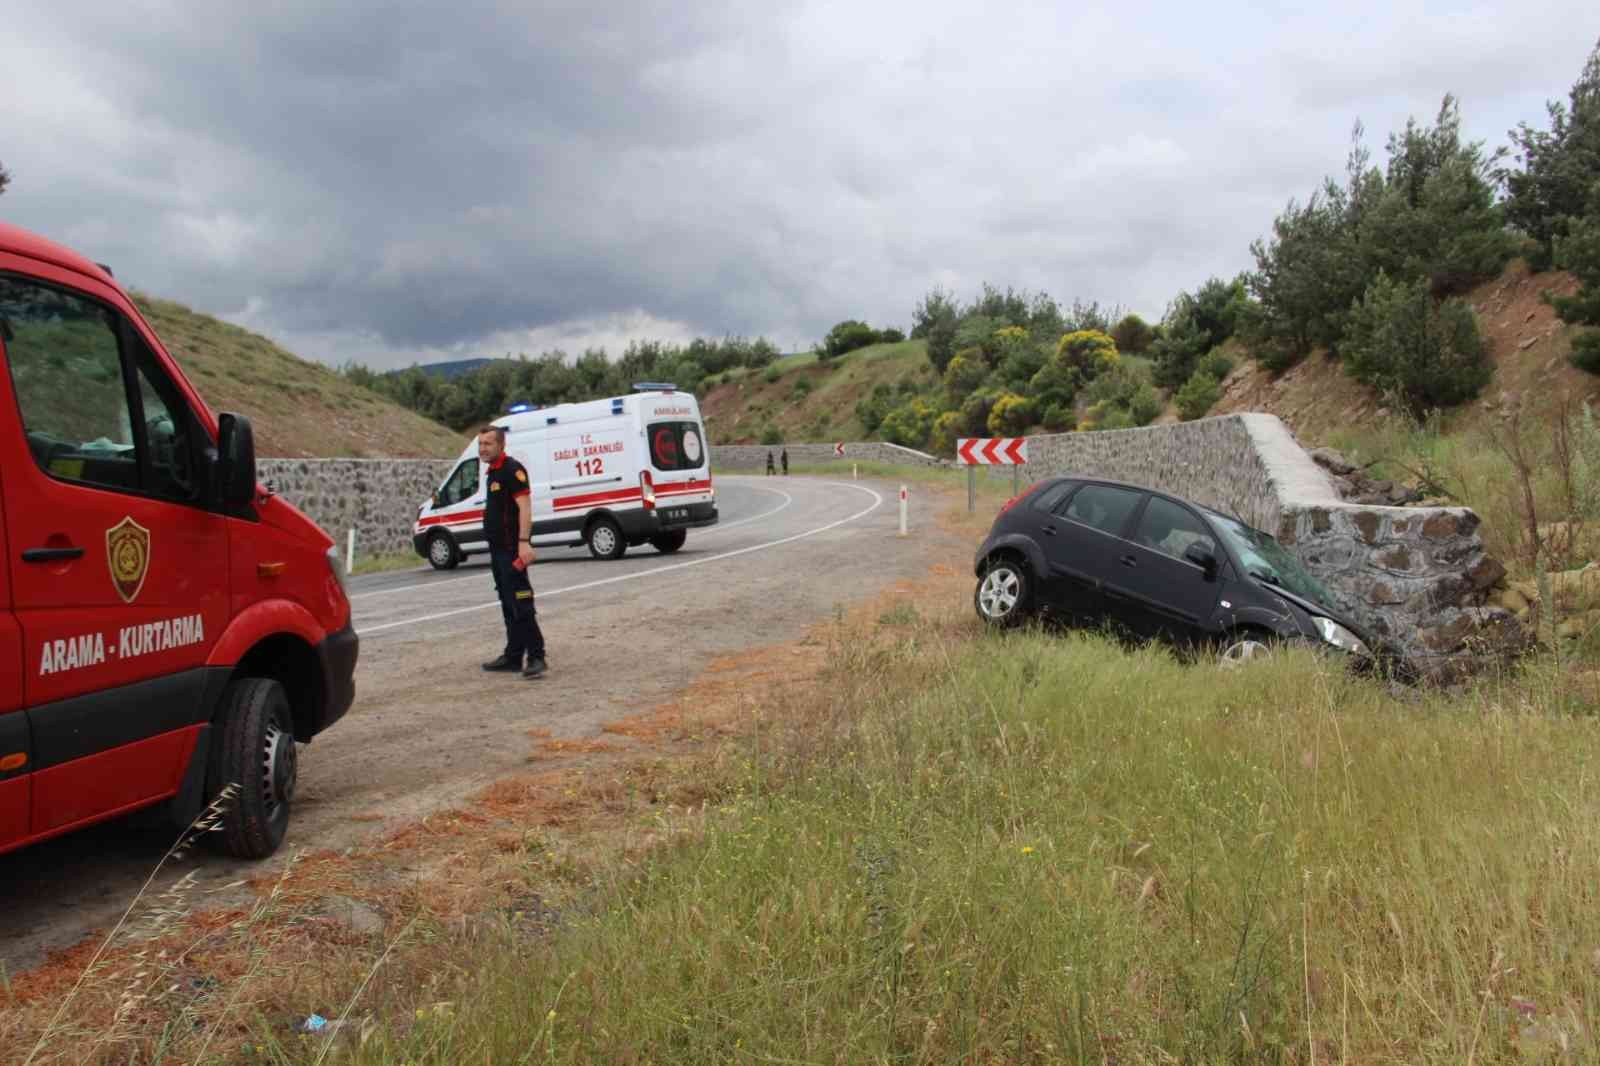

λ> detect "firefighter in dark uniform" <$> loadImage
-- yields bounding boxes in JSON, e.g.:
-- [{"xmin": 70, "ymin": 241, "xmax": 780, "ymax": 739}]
[{"xmin": 476, "ymin": 425, "xmax": 548, "ymax": 679}]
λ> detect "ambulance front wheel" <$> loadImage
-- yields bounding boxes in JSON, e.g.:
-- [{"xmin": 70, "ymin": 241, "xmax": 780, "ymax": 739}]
[
  {"xmin": 426, "ymin": 531, "xmax": 461, "ymax": 571},
  {"xmin": 587, "ymin": 516, "xmax": 627, "ymax": 560},
  {"xmin": 650, "ymin": 529, "xmax": 687, "ymax": 554}
]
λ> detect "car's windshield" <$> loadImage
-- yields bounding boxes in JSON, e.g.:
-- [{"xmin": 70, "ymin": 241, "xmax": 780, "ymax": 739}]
[{"xmin": 1204, "ymin": 509, "xmax": 1338, "ymax": 611}]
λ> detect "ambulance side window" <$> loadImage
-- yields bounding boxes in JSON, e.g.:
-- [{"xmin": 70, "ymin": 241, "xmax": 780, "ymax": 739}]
[
  {"xmin": 1, "ymin": 274, "xmax": 139, "ymax": 492},
  {"xmin": 438, "ymin": 459, "xmax": 479, "ymax": 506}
]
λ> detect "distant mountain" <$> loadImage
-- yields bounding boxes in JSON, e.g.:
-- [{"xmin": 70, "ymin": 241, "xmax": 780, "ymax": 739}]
[{"xmin": 397, "ymin": 357, "xmax": 504, "ymax": 380}]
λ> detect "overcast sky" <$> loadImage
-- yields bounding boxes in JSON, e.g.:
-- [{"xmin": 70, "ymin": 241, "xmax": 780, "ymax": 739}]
[{"xmin": 2, "ymin": 2, "xmax": 1595, "ymax": 370}]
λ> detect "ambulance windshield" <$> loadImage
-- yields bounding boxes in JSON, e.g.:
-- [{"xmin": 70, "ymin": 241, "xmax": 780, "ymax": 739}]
[{"xmin": 648, "ymin": 422, "xmax": 705, "ymax": 471}]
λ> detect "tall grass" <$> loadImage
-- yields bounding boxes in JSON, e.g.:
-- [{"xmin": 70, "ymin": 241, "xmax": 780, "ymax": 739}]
[{"xmin": 320, "ymin": 623, "xmax": 1600, "ymax": 1064}]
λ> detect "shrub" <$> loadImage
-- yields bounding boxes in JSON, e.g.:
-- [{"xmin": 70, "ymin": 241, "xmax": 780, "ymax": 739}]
[
  {"xmin": 1572, "ymin": 330, "xmax": 1600, "ymax": 373},
  {"xmin": 960, "ymin": 389, "xmax": 1003, "ymax": 435},
  {"xmin": 878, "ymin": 327, "xmax": 906, "ymax": 344},
  {"xmin": 986, "ymin": 392, "xmax": 1034, "ymax": 436},
  {"xmin": 1149, "ymin": 311, "xmax": 1207, "ymax": 389},
  {"xmin": 879, "ymin": 398, "xmax": 938, "ymax": 448},
  {"xmin": 1053, "ymin": 330, "xmax": 1120, "ymax": 382},
  {"xmin": 759, "ymin": 423, "xmax": 782, "ymax": 445},
  {"xmin": 1175, "ymin": 369, "xmax": 1223, "ymax": 420},
  {"xmin": 855, "ymin": 383, "xmax": 894, "ymax": 433},
  {"xmin": 929, "ymin": 410, "xmax": 964, "ymax": 453},
  {"xmin": 943, "ymin": 349, "xmax": 990, "ymax": 397},
  {"xmin": 1111, "ymin": 313, "xmax": 1154, "ymax": 354},
  {"xmin": 996, "ymin": 340, "xmax": 1048, "ymax": 391},
  {"xmin": 1197, "ymin": 347, "xmax": 1235, "ymax": 380},
  {"xmin": 822, "ymin": 320, "xmax": 880, "ymax": 360},
  {"xmin": 762, "ymin": 365, "xmax": 782, "ymax": 384},
  {"xmin": 1127, "ymin": 383, "xmax": 1163, "ymax": 426},
  {"xmin": 1040, "ymin": 401, "xmax": 1075, "ymax": 431},
  {"xmin": 1342, "ymin": 272, "xmax": 1492, "ymax": 415},
  {"xmin": 793, "ymin": 376, "xmax": 814, "ymax": 397},
  {"xmin": 1551, "ymin": 185, "xmax": 1600, "ymax": 331}
]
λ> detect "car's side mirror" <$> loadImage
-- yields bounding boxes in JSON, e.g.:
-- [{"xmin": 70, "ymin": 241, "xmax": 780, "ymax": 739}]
[
  {"xmin": 432, "ymin": 492, "xmax": 440, "ymax": 508},
  {"xmin": 216, "ymin": 412, "xmax": 257, "ymax": 506},
  {"xmin": 1184, "ymin": 543, "xmax": 1219, "ymax": 577}
]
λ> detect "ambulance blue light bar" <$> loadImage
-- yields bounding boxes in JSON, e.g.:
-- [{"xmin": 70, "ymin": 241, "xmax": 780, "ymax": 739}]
[
  {"xmin": 507, "ymin": 403, "xmax": 533, "ymax": 413},
  {"xmin": 631, "ymin": 382, "xmax": 677, "ymax": 393}
]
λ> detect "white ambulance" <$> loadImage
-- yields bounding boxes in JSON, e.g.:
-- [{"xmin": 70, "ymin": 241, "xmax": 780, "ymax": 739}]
[{"xmin": 411, "ymin": 384, "xmax": 717, "ymax": 568}]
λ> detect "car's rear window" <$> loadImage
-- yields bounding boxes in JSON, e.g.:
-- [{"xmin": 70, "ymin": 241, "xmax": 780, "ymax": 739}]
[{"xmin": 648, "ymin": 421, "xmax": 705, "ymax": 471}]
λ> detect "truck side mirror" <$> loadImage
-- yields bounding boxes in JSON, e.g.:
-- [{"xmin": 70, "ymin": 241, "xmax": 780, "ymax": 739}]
[
  {"xmin": 217, "ymin": 412, "xmax": 257, "ymax": 506},
  {"xmin": 1184, "ymin": 542, "xmax": 1219, "ymax": 577}
]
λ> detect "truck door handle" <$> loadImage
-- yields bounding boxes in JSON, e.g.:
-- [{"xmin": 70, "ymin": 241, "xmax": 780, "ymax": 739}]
[
  {"xmin": 23, "ymin": 546, "xmax": 85, "ymax": 563},
  {"xmin": 1119, "ymin": 554, "xmax": 1137, "ymax": 568}
]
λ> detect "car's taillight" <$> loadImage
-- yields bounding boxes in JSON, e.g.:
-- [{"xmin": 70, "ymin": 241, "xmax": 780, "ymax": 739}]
[
  {"xmin": 998, "ymin": 481, "xmax": 1043, "ymax": 516},
  {"xmin": 640, "ymin": 470, "xmax": 655, "ymax": 510}
]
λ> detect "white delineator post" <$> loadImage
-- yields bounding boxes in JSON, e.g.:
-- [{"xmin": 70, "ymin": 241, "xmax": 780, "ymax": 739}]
[
  {"xmin": 346, "ymin": 528, "xmax": 355, "ymax": 574},
  {"xmin": 898, "ymin": 485, "xmax": 908, "ymax": 536},
  {"xmin": 853, "ymin": 463, "xmax": 858, "ymax": 480}
]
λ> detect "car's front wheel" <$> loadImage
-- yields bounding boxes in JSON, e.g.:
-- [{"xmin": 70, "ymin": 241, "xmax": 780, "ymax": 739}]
[
  {"xmin": 975, "ymin": 557, "xmax": 1033, "ymax": 627},
  {"xmin": 207, "ymin": 677, "xmax": 296, "ymax": 859}
]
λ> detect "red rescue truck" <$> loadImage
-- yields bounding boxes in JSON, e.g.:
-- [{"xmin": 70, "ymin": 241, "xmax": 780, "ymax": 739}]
[{"xmin": 0, "ymin": 223, "xmax": 357, "ymax": 859}]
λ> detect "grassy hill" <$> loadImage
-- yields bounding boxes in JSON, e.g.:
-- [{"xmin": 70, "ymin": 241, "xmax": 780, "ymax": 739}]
[
  {"xmin": 700, "ymin": 339, "xmax": 937, "ymax": 444},
  {"xmin": 131, "ymin": 295, "xmax": 464, "ymax": 458}
]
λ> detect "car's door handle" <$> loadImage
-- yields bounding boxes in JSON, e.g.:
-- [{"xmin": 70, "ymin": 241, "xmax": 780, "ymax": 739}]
[
  {"xmin": 1041, "ymin": 523, "xmax": 1057, "ymax": 536},
  {"xmin": 23, "ymin": 546, "xmax": 85, "ymax": 563},
  {"xmin": 1119, "ymin": 554, "xmax": 1138, "ymax": 568}
]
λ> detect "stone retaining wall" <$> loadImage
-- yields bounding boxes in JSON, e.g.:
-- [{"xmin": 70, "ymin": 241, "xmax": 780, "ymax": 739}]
[
  {"xmin": 1001, "ymin": 414, "xmax": 1512, "ymax": 676},
  {"xmin": 259, "ymin": 458, "xmax": 454, "ymax": 559}
]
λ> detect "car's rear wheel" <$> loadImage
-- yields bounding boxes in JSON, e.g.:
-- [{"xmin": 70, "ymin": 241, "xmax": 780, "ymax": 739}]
[
  {"xmin": 975, "ymin": 557, "xmax": 1032, "ymax": 627},
  {"xmin": 650, "ymin": 529, "xmax": 687, "ymax": 554},
  {"xmin": 587, "ymin": 516, "xmax": 627, "ymax": 560},
  {"xmin": 207, "ymin": 677, "xmax": 295, "ymax": 859},
  {"xmin": 426, "ymin": 531, "xmax": 460, "ymax": 571}
]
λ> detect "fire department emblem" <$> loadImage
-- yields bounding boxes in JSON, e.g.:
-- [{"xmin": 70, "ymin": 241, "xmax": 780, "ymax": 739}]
[{"xmin": 106, "ymin": 517, "xmax": 151, "ymax": 604}]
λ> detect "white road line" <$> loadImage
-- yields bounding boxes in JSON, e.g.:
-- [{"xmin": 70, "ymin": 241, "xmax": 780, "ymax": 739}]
[
  {"xmin": 358, "ymin": 482, "xmax": 882, "ymax": 637},
  {"xmin": 349, "ymin": 482, "xmax": 794, "ymax": 602}
]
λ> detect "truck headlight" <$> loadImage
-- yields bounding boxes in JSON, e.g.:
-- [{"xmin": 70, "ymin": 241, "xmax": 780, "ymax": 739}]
[
  {"xmin": 326, "ymin": 546, "xmax": 349, "ymax": 597},
  {"xmin": 1312, "ymin": 616, "xmax": 1368, "ymax": 656}
]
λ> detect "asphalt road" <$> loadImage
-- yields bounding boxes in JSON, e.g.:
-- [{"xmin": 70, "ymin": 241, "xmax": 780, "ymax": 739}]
[{"xmin": 0, "ymin": 475, "xmax": 959, "ymax": 971}]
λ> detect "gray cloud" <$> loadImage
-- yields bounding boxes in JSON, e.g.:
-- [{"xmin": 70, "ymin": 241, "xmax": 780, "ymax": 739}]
[{"xmin": 2, "ymin": 0, "xmax": 1595, "ymax": 369}]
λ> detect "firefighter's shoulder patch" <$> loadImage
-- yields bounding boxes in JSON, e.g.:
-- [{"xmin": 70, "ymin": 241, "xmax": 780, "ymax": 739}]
[{"xmin": 516, "ymin": 468, "xmax": 527, "ymax": 483}]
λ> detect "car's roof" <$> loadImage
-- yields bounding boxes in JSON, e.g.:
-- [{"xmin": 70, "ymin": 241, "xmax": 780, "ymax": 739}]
[
  {"xmin": 1042, "ymin": 474, "xmax": 1263, "ymax": 534},
  {"xmin": 0, "ymin": 223, "xmax": 118, "ymax": 287}
]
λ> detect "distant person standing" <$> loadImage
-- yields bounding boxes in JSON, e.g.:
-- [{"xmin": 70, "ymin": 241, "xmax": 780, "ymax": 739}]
[
  {"xmin": 476, "ymin": 425, "xmax": 548, "ymax": 679},
  {"xmin": 766, "ymin": 450, "xmax": 776, "ymax": 475},
  {"xmin": 781, "ymin": 447, "xmax": 789, "ymax": 476}
]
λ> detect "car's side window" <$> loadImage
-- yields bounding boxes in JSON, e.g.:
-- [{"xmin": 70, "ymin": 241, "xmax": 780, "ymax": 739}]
[
  {"xmin": 131, "ymin": 334, "xmax": 201, "ymax": 501},
  {"xmin": 1031, "ymin": 480, "xmax": 1076, "ymax": 513},
  {"xmin": 1, "ymin": 274, "xmax": 141, "ymax": 493},
  {"xmin": 1060, "ymin": 484, "xmax": 1142, "ymax": 537},
  {"xmin": 1134, "ymin": 496, "xmax": 1217, "ymax": 561}
]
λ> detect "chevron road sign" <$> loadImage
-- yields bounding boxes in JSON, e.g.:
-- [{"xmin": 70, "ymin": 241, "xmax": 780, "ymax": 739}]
[
  {"xmin": 957, "ymin": 437, "xmax": 1029, "ymax": 512},
  {"xmin": 956, "ymin": 437, "xmax": 1028, "ymax": 465}
]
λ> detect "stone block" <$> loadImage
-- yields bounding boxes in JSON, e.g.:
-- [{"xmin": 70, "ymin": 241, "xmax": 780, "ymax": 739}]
[
  {"xmin": 1369, "ymin": 582, "xmax": 1404, "ymax": 605},
  {"xmin": 1375, "ymin": 545, "xmax": 1413, "ymax": 572},
  {"xmin": 1351, "ymin": 511, "xmax": 1383, "ymax": 544},
  {"xmin": 1467, "ymin": 555, "xmax": 1506, "ymax": 591}
]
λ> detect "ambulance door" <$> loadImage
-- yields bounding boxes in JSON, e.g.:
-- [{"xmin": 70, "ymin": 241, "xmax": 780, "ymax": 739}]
[
  {"xmin": 0, "ymin": 458, "xmax": 29, "ymax": 850},
  {"xmin": 0, "ymin": 268, "xmax": 228, "ymax": 835},
  {"xmin": 421, "ymin": 456, "xmax": 485, "ymax": 553}
]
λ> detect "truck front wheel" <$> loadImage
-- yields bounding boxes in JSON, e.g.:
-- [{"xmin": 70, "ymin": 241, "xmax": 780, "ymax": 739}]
[{"xmin": 208, "ymin": 677, "xmax": 296, "ymax": 859}]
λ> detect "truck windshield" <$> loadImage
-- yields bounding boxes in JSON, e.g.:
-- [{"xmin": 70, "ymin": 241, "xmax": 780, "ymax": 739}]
[
  {"xmin": 1204, "ymin": 509, "xmax": 1338, "ymax": 612},
  {"xmin": 648, "ymin": 421, "xmax": 705, "ymax": 471}
]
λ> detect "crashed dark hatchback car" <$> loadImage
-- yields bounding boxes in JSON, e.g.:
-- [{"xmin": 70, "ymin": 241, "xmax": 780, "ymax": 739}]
[{"xmin": 972, "ymin": 476, "xmax": 1373, "ymax": 666}]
